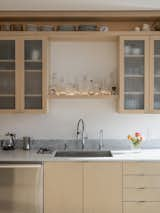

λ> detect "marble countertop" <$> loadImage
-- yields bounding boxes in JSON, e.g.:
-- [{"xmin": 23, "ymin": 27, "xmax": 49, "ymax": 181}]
[{"xmin": 0, "ymin": 149, "xmax": 160, "ymax": 162}]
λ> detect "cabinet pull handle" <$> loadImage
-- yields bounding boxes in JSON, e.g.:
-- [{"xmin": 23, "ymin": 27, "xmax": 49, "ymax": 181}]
[
  {"xmin": 136, "ymin": 187, "xmax": 145, "ymax": 190},
  {"xmin": 138, "ymin": 201, "xmax": 145, "ymax": 203}
]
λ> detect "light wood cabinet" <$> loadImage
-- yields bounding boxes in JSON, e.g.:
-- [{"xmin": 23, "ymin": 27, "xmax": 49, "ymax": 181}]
[
  {"xmin": 0, "ymin": 38, "xmax": 18, "ymax": 112},
  {"xmin": 124, "ymin": 202, "xmax": 160, "ymax": 213},
  {"xmin": 119, "ymin": 36, "xmax": 149, "ymax": 113},
  {"xmin": 124, "ymin": 162, "xmax": 160, "ymax": 175},
  {"xmin": 150, "ymin": 37, "xmax": 160, "ymax": 113},
  {"xmin": 123, "ymin": 162, "xmax": 160, "ymax": 213},
  {"xmin": 44, "ymin": 162, "xmax": 83, "ymax": 213},
  {"xmin": 119, "ymin": 36, "xmax": 160, "ymax": 113},
  {"xmin": 44, "ymin": 162, "xmax": 122, "ymax": 213},
  {"xmin": 0, "ymin": 37, "xmax": 47, "ymax": 113},
  {"xmin": 84, "ymin": 162, "xmax": 122, "ymax": 213}
]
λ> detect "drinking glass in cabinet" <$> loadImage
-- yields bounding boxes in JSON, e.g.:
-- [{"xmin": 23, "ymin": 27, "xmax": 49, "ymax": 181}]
[
  {"xmin": 124, "ymin": 40, "xmax": 145, "ymax": 110},
  {"xmin": 24, "ymin": 40, "xmax": 43, "ymax": 110},
  {"xmin": 125, "ymin": 94, "xmax": 144, "ymax": 109},
  {"xmin": 125, "ymin": 58, "xmax": 144, "ymax": 75},
  {"xmin": 25, "ymin": 40, "xmax": 42, "ymax": 61},
  {"xmin": 125, "ymin": 40, "xmax": 144, "ymax": 56}
]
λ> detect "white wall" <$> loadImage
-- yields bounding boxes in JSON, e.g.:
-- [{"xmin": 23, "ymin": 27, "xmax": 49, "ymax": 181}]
[
  {"xmin": 0, "ymin": 41, "xmax": 160, "ymax": 140},
  {"xmin": 0, "ymin": 0, "xmax": 160, "ymax": 10},
  {"xmin": 0, "ymin": 98, "xmax": 160, "ymax": 140}
]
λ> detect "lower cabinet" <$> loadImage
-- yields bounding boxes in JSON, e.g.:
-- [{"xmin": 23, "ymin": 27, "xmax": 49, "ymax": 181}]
[
  {"xmin": 123, "ymin": 162, "xmax": 160, "ymax": 213},
  {"xmin": 124, "ymin": 202, "xmax": 160, "ymax": 213},
  {"xmin": 44, "ymin": 162, "xmax": 83, "ymax": 213},
  {"xmin": 84, "ymin": 162, "xmax": 122, "ymax": 213},
  {"xmin": 44, "ymin": 162, "xmax": 122, "ymax": 213}
]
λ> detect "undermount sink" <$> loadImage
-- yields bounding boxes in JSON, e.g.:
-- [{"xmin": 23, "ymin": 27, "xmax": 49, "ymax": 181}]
[{"xmin": 55, "ymin": 150, "xmax": 112, "ymax": 157}]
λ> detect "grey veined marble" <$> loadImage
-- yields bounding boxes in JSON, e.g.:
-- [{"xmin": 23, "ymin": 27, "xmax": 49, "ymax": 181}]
[{"xmin": 14, "ymin": 139, "xmax": 160, "ymax": 151}]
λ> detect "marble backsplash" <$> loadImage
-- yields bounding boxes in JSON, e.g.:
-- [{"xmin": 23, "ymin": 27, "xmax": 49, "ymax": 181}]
[{"xmin": 13, "ymin": 139, "xmax": 160, "ymax": 151}]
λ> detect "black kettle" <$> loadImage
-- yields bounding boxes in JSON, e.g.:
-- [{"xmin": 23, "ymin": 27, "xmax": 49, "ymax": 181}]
[{"xmin": 1, "ymin": 132, "xmax": 16, "ymax": 150}]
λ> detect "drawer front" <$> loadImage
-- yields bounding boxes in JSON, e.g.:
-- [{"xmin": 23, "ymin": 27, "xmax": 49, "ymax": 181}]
[
  {"xmin": 124, "ymin": 162, "xmax": 160, "ymax": 175},
  {"xmin": 124, "ymin": 202, "xmax": 160, "ymax": 213},
  {"xmin": 124, "ymin": 175, "xmax": 160, "ymax": 188},
  {"xmin": 124, "ymin": 188, "xmax": 160, "ymax": 201}
]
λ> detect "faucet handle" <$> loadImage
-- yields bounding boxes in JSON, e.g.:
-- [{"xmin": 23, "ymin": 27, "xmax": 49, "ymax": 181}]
[
  {"xmin": 98, "ymin": 129, "xmax": 104, "ymax": 150},
  {"xmin": 64, "ymin": 143, "xmax": 68, "ymax": 151}
]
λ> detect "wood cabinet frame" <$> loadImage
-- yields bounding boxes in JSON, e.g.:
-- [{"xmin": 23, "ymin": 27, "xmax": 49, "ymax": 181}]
[
  {"xmin": 0, "ymin": 36, "xmax": 48, "ymax": 113},
  {"xmin": 20, "ymin": 37, "xmax": 48, "ymax": 113},
  {"xmin": 119, "ymin": 36, "xmax": 150, "ymax": 113},
  {"xmin": 0, "ymin": 37, "xmax": 20, "ymax": 113},
  {"xmin": 150, "ymin": 36, "xmax": 160, "ymax": 113},
  {"xmin": 44, "ymin": 162, "xmax": 122, "ymax": 213}
]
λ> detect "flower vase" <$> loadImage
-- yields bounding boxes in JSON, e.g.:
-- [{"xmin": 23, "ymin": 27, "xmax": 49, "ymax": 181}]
[{"xmin": 130, "ymin": 143, "xmax": 141, "ymax": 153}]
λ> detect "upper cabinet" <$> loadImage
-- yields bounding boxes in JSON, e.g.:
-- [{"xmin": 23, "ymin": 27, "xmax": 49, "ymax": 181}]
[
  {"xmin": 150, "ymin": 37, "xmax": 160, "ymax": 113},
  {"xmin": 0, "ymin": 39, "xmax": 17, "ymax": 112},
  {"xmin": 23, "ymin": 39, "xmax": 47, "ymax": 112},
  {"xmin": 0, "ymin": 37, "xmax": 47, "ymax": 113},
  {"xmin": 119, "ymin": 36, "xmax": 149, "ymax": 113}
]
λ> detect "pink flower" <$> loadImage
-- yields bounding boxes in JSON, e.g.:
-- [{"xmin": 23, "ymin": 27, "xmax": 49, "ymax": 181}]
[{"xmin": 135, "ymin": 132, "xmax": 141, "ymax": 137}]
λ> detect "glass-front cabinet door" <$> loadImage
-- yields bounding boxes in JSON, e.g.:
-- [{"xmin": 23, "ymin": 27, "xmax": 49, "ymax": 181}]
[
  {"xmin": 0, "ymin": 38, "xmax": 47, "ymax": 113},
  {"xmin": 0, "ymin": 39, "xmax": 17, "ymax": 111},
  {"xmin": 23, "ymin": 39, "xmax": 47, "ymax": 112},
  {"xmin": 150, "ymin": 37, "xmax": 160, "ymax": 113},
  {"xmin": 119, "ymin": 37, "xmax": 149, "ymax": 113}
]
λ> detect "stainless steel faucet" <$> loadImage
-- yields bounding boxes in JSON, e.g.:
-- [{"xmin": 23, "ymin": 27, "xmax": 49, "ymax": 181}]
[
  {"xmin": 98, "ymin": 129, "xmax": 103, "ymax": 150},
  {"xmin": 76, "ymin": 119, "xmax": 86, "ymax": 150}
]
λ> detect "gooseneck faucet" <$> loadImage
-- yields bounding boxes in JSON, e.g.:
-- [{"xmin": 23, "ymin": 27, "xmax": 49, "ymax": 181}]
[{"xmin": 76, "ymin": 119, "xmax": 85, "ymax": 150}]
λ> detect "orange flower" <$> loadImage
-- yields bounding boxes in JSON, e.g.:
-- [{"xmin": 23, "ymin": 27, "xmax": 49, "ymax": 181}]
[{"xmin": 128, "ymin": 135, "xmax": 132, "ymax": 140}]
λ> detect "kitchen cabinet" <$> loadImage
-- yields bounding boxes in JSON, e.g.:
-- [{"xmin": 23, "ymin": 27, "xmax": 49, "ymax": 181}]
[
  {"xmin": 150, "ymin": 37, "xmax": 160, "ymax": 113},
  {"xmin": 44, "ymin": 162, "xmax": 122, "ymax": 213},
  {"xmin": 0, "ymin": 39, "xmax": 17, "ymax": 111},
  {"xmin": 119, "ymin": 36, "xmax": 149, "ymax": 113},
  {"xmin": 84, "ymin": 162, "xmax": 122, "ymax": 213},
  {"xmin": 119, "ymin": 36, "xmax": 160, "ymax": 113},
  {"xmin": 44, "ymin": 162, "xmax": 83, "ymax": 213},
  {"xmin": 123, "ymin": 162, "xmax": 160, "ymax": 213},
  {"xmin": 0, "ymin": 37, "xmax": 47, "ymax": 113}
]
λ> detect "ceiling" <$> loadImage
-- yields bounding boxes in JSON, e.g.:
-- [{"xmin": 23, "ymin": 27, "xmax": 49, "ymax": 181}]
[{"xmin": 0, "ymin": 0, "xmax": 160, "ymax": 10}]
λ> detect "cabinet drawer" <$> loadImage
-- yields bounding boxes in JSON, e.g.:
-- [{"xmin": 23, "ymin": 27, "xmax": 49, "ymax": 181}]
[
  {"xmin": 124, "ymin": 162, "xmax": 160, "ymax": 175},
  {"xmin": 124, "ymin": 175, "xmax": 160, "ymax": 188},
  {"xmin": 124, "ymin": 188, "xmax": 160, "ymax": 201},
  {"xmin": 124, "ymin": 202, "xmax": 160, "ymax": 213}
]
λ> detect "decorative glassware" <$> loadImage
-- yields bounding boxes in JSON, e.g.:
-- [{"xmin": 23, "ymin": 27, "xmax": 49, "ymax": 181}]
[{"xmin": 88, "ymin": 80, "xmax": 94, "ymax": 95}]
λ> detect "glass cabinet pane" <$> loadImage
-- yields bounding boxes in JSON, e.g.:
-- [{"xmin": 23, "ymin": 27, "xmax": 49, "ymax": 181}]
[
  {"xmin": 24, "ymin": 40, "xmax": 42, "ymax": 110},
  {"xmin": 124, "ymin": 40, "xmax": 145, "ymax": 110},
  {"xmin": 0, "ymin": 40, "xmax": 15, "ymax": 109},
  {"xmin": 154, "ymin": 40, "xmax": 160, "ymax": 109}
]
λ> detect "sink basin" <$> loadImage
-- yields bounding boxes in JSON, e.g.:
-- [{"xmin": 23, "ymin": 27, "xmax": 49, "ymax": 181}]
[{"xmin": 55, "ymin": 151, "xmax": 112, "ymax": 157}]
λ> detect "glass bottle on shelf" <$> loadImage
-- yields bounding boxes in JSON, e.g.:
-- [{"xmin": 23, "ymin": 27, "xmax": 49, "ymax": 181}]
[
  {"xmin": 88, "ymin": 80, "xmax": 94, "ymax": 95},
  {"xmin": 79, "ymin": 74, "xmax": 89, "ymax": 95}
]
